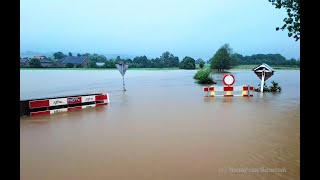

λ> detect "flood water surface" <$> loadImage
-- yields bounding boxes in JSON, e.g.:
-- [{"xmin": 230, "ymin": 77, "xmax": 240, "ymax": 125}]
[{"xmin": 20, "ymin": 70, "xmax": 300, "ymax": 180}]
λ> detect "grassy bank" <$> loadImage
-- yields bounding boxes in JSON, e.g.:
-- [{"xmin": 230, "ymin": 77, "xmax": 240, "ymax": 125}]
[{"xmin": 201, "ymin": 64, "xmax": 299, "ymax": 70}]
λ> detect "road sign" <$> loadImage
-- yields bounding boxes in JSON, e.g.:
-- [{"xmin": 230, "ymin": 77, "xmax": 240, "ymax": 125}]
[
  {"xmin": 115, "ymin": 61, "xmax": 129, "ymax": 76},
  {"xmin": 223, "ymin": 74, "xmax": 235, "ymax": 86},
  {"xmin": 115, "ymin": 61, "xmax": 129, "ymax": 92}
]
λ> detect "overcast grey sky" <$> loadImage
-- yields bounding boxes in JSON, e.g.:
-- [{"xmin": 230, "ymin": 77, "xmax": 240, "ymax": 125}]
[{"xmin": 20, "ymin": 0, "xmax": 300, "ymax": 60}]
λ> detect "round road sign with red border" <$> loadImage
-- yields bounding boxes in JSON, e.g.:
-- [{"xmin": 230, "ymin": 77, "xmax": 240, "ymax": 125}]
[{"xmin": 223, "ymin": 74, "xmax": 235, "ymax": 86}]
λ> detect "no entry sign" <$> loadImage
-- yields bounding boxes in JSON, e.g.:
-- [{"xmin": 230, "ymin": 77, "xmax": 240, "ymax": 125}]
[{"xmin": 223, "ymin": 74, "xmax": 235, "ymax": 86}]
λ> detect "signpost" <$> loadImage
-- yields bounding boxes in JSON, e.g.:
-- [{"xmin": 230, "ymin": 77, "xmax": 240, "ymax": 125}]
[
  {"xmin": 252, "ymin": 63, "xmax": 275, "ymax": 93},
  {"xmin": 223, "ymin": 74, "xmax": 235, "ymax": 86},
  {"xmin": 115, "ymin": 61, "xmax": 129, "ymax": 92}
]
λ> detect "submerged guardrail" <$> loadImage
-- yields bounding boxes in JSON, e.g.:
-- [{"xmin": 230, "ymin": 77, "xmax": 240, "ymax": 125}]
[{"xmin": 20, "ymin": 93, "xmax": 109, "ymax": 117}]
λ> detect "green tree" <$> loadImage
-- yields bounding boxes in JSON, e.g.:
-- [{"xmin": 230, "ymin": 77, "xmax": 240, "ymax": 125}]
[
  {"xmin": 160, "ymin": 51, "xmax": 179, "ymax": 68},
  {"xmin": 199, "ymin": 61, "xmax": 205, "ymax": 69},
  {"xmin": 65, "ymin": 63, "xmax": 74, "ymax": 68},
  {"xmin": 53, "ymin": 52, "xmax": 67, "ymax": 60},
  {"xmin": 88, "ymin": 61, "xmax": 97, "ymax": 68},
  {"xmin": 180, "ymin": 56, "xmax": 196, "ymax": 69},
  {"xmin": 77, "ymin": 53, "xmax": 81, "ymax": 57},
  {"xmin": 29, "ymin": 58, "xmax": 42, "ymax": 68},
  {"xmin": 268, "ymin": 0, "xmax": 300, "ymax": 41},
  {"xmin": 210, "ymin": 44, "xmax": 233, "ymax": 71},
  {"xmin": 193, "ymin": 68, "xmax": 216, "ymax": 84},
  {"xmin": 69, "ymin": 52, "xmax": 73, "ymax": 56},
  {"xmin": 195, "ymin": 58, "xmax": 204, "ymax": 64}
]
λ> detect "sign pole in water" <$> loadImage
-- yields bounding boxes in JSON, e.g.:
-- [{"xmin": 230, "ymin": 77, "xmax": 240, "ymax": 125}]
[
  {"xmin": 115, "ymin": 61, "xmax": 129, "ymax": 92},
  {"xmin": 260, "ymin": 68, "xmax": 265, "ymax": 93}
]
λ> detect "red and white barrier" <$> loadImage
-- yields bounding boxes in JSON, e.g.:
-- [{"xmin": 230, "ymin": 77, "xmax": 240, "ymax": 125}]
[
  {"xmin": 203, "ymin": 85, "xmax": 254, "ymax": 97},
  {"xmin": 29, "ymin": 93, "xmax": 109, "ymax": 116}
]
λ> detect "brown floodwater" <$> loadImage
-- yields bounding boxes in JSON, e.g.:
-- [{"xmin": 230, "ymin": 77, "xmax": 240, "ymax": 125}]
[{"xmin": 20, "ymin": 69, "xmax": 300, "ymax": 180}]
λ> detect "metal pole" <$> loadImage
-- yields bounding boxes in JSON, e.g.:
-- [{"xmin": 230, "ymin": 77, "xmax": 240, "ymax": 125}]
[
  {"xmin": 260, "ymin": 69, "xmax": 265, "ymax": 93},
  {"xmin": 122, "ymin": 75, "xmax": 126, "ymax": 91}
]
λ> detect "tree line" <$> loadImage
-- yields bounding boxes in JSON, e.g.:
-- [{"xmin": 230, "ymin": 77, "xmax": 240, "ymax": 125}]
[{"xmin": 23, "ymin": 47, "xmax": 299, "ymax": 70}]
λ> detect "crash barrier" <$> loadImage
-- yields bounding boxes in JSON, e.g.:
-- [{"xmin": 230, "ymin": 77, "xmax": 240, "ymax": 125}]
[
  {"xmin": 203, "ymin": 85, "xmax": 254, "ymax": 97},
  {"xmin": 20, "ymin": 93, "xmax": 109, "ymax": 117}
]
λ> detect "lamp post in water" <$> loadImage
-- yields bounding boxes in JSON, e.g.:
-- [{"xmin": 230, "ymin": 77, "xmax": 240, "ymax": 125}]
[{"xmin": 115, "ymin": 61, "xmax": 129, "ymax": 92}]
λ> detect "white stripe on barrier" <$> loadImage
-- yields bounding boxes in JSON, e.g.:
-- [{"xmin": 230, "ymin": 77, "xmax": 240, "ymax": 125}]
[
  {"xmin": 50, "ymin": 108, "xmax": 68, "ymax": 114},
  {"xmin": 81, "ymin": 95, "xmax": 95, "ymax": 103},
  {"xmin": 49, "ymin": 98, "xmax": 68, "ymax": 106},
  {"xmin": 82, "ymin": 104, "xmax": 96, "ymax": 109},
  {"xmin": 233, "ymin": 86, "xmax": 243, "ymax": 91}
]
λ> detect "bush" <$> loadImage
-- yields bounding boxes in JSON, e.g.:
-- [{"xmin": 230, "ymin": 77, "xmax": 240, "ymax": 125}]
[
  {"xmin": 255, "ymin": 81, "xmax": 281, "ymax": 92},
  {"xmin": 199, "ymin": 61, "xmax": 205, "ymax": 69},
  {"xmin": 193, "ymin": 68, "xmax": 216, "ymax": 84},
  {"xmin": 29, "ymin": 58, "xmax": 42, "ymax": 68}
]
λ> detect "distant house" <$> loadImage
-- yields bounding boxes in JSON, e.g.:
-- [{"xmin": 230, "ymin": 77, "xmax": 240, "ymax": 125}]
[
  {"xmin": 34, "ymin": 56, "xmax": 47, "ymax": 60},
  {"xmin": 40, "ymin": 58, "xmax": 56, "ymax": 67},
  {"xmin": 20, "ymin": 58, "xmax": 29, "ymax": 67},
  {"xmin": 60, "ymin": 56, "xmax": 90, "ymax": 67}
]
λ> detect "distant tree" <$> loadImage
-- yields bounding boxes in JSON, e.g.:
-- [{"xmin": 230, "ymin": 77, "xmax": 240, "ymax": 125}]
[
  {"xmin": 69, "ymin": 52, "xmax": 73, "ymax": 56},
  {"xmin": 77, "ymin": 53, "xmax": 81, "ymax": 57},
  {"xmin": 199, "ymin": 61, "xmax": 205, "ymax": 69},
  {"xmin": 133, "ymin": 55, "xmax": 148, "ymax": 68},
  {"xmin": 115, "ymin": 56, "xmax": 122, "ymax": 63},
  {"xmin": 29, "ymin": 58, "xmax": 42, "ymax": 68},
  {"xmin": 65, "ymin": 63, "xmax": 74, "ymax": 68},
  {"xmin": 82, "ymin": 53, "xmax": 91, "ymax": 57},
  {"xmin": 268, "ymin": 0, "xmax": 300, "ymax": 41},
  {"xmin": 75, "ymin": 64, "xmax": 82, "ymax": 68},
  {"xmin": 103, "ymin": 60, "xmax": 116, "ymax": 68},
  {"xmin": 180, "ymin": 56, "xmax": 196, "ymax": 69},
  {"xmin": 195, "ymin": 58, "xmax": 204, "ymax": 64},
  {"xmin": 160, "ymin": 51, "xmax": 179, "ymax": 68},
  {"xmin": 210, "ymin": 44, "xmax": 234, "ymax": 71},
  {"xmin": 88, "ymin": 61, "xmax": 97, "ymax": 68},
  {"xmin": 53, "ymin": 52, "xmax": 67, "ymax": 60}
]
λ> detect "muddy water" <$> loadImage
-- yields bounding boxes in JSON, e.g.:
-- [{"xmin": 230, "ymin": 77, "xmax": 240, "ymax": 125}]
[{"xmin": 20, "ymin": 70, "xmax": 300, "ymax": 180}]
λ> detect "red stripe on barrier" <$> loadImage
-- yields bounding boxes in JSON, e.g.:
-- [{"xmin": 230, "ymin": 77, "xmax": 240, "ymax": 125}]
[
  {"xmin": 29, "ymin": 100, "xmax": 49, "ymax": 109},
  {"xmin": 224, "ymin": 87, "xmax": 233, "ymax": 91},
  {"xmin": 96, "ymin": 103, "xmax": 108, "ymax": 106},
  {"xmin": 95, "ymin": 94, "xmax": 107, "ymax": 101},
  {"xmin": 30, "ymin": 110, "xmax": 50, "ymax": 116},
  {"xmin": 243, "ymin": 86, "xmax": 248, "ymax": 91},
  {"xmin": 203, "ymin": 87, "xmax": 208, "ymax": 92},
  {"xmin": 249, "ymin": 87, "xmax": 254, "ymax": 91},
  {"xmin": 209, "ymin": 87, "xmax": 214, "ymax": 91},
  {"xmin": 67, "ymin": 106, "xmax": 82, "ymax": 111}
]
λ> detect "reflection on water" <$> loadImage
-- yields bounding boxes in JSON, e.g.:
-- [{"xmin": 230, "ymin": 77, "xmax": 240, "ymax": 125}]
[{"xmin": 20, "ymin": 70, "xmax": 300, "ymax": 180}]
